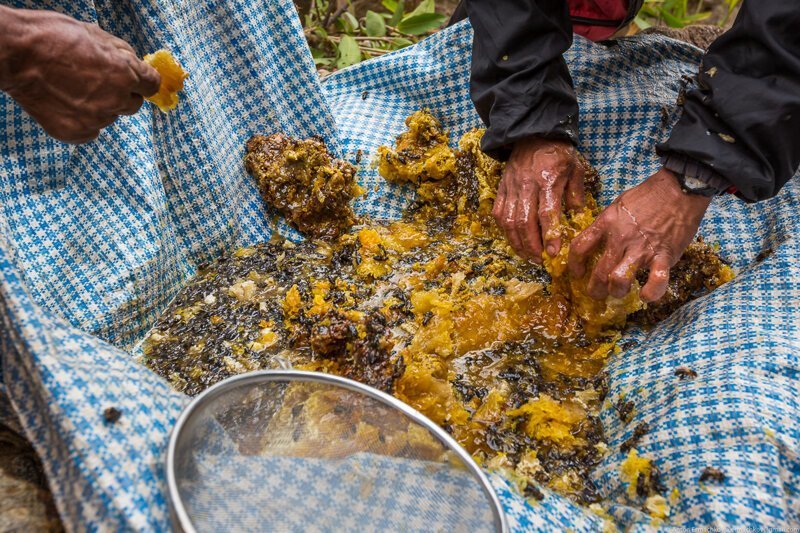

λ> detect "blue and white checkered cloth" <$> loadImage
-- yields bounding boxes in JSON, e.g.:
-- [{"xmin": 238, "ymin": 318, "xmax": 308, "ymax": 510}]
[{"xmin": 0, "ymin": 0, "xmax": 798, "ymax": 530}]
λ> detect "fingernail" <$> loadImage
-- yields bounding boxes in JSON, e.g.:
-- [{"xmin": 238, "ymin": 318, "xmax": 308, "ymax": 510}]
[{"xmin": 547, "ymin": 244, "xmax": 557, "ymax": 257}]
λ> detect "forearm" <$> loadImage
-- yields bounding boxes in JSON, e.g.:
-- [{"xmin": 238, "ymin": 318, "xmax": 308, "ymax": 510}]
[
  {"xmin": 657, "ymin": 0, "xmax": 800, "ymax": 201},
  {"xmin": 466, "ymin": 0, "xmax": 578, "ymax": 161},
  {"xmin": 0, "ymin": 5, "xmax": 30, "ymax": 91}
]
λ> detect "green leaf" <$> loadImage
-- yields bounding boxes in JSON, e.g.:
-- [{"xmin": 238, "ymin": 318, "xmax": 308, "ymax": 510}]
[
  {"xmin": 314, "ymin": 56, "xmax": 335, "ymax": 66},
  {"xmin": 340, "ymin": 11, "xmax": 359, "ymax": 33},
  {"xmin": 659, "ymin": 8, "xmax": 686, "ymax": 27},
  {"xmin": 391, "ymin": 37, "xmax": 414, "ymax": 48},
  {"xmin": 337, "ymin": 34, "xmax": 362, "ymax": 69},
  {"xmin": 381, "ymin": 0, "xmax": 397, "ymax": 12},
  {"xmin": 314, "ymin": 26, "xmax": 328, "ymax": 39},
  {"xmin": 397, "ymin": 12, "xmax": 446, "ymax": 35},
  {"xmin": 365, "ymin": 10, "xmax": 387, "ymax": 37},
  {"xmin": 389, "ymin": 0, "xmax": 405, "ymax": 26},
  {"xmin": 407, "ymin": 0, "xmax": 436, "ymax": 17},
  {"xmin": 633, "ymin": 15, "xmax": 652, "ymax": 30},
  {"xmin": 683, "ymin": 11, "xmax": 711, "ymax": 22},
  {"xmin": 640, "ymin": 5, "xmax": 660, "ymax": 17}
]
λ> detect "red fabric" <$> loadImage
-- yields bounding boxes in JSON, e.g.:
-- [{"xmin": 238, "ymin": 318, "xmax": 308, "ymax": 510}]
[{"xmin": 569, "ymin": 0, "xmax": 630, "ymax": 41}]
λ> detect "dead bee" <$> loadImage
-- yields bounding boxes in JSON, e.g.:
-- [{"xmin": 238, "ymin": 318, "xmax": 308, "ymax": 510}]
[
  {"xmin": 355, "ymin": 149, "xmax": 363, "ymax": 164},
  {"xmin": 422, "ymin": 311, "xmax": 434, "ymax": 326},
  {"xmin": 487, "ymin": 284, "xmax": 506, "ymax": 296},
  {"xmin": 618, "ymin": 339, "xmax": 640, "ymax": 352},
  {"xmin": 361, "ymin": 90, "xmax": 369, "ymax": 100},
  {"xmin": 620, "ymin": 422, "xmax": 649, "ymax": 454},
  {"xmin": 674, "ymin": 367, "xmax": 698, "ymax": 380},
  {"xmin": 650, "ymin": 467, "xmax": 667, "ymax": 494},
  {"xmin": 699, "ymin": 466, "xmax": 726, "ymax": 483},
  {"xmin": 616, "ymin": 398, "xmax": 635, "ymax": 424},
  {"xmin": 660, "ymin": 106, "xmax": 670, "ymax": 127},
  {"xmin": 103, "ymin": 407, "xmax": 122, "ymax": 424},
  {"xmin": 373, "ymin": 243, "xmax": 389, "ymax": 261},
  {"xmin": 524, "ymin": 483, "xmax": 544, "ymax": 501},
  {"xmin": 755, "ymin": 248, "xmax": 774, "ymax": 262},
  {"xmin": 636, "ymin": 471, "xmax": 649, "ymax": 498}
]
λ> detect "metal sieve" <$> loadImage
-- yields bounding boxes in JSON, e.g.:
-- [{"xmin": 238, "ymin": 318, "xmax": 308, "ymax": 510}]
[{"xmin": 166, "ymin": 370, "xmax": 508, "ymax": 532}]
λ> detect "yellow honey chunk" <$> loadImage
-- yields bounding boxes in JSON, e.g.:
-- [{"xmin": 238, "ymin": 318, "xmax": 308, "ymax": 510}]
[{"xmin": 144, "ymin": 49, "xmax": 189, "ymax": 112}]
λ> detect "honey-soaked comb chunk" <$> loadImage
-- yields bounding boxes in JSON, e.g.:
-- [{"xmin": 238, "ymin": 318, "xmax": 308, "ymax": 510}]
[{"xmin": 143, "ymin": 49, "xmax": 189, "ymax": 112}]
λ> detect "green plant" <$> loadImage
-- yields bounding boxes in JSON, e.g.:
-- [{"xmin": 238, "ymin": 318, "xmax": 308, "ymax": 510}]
[
  {"xmin": 635, "ymin": 0, "xmax": 742, "ymax": 30},
  {"xmin": 303, "ymin": 0, "xmax": 447, "ymax": 71}
]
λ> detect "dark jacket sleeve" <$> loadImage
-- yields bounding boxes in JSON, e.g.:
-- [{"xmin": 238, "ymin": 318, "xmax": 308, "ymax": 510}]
[
  {"xmin": 657, "ymin": 0, "xmax": 800, "ymax": 201},
  {"xmin": 465, "ymin": 0, "xmax": 579, "ymax": 161}
]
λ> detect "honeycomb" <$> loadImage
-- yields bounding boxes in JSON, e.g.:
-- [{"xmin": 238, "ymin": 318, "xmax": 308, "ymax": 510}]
[
  {"xmin": 143, "ymin": 49, "xmax": 188, "ymax": 112},
  {"xmin": 245, "ymin": 133, "xmax": 363, "ymax": 239},
  {"xmin": 142, "ymin": 111, "xmax": 733, "ymax": 518}
]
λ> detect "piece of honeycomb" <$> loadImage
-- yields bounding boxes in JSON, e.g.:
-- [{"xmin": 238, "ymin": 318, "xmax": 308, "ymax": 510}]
[
  {"xmin": 143, "ymin": 49, "xmax": 188, "ymax": 112},
  {"xmin": 245, "ymin": 133, "xmax": 363, "ymax": 240}
]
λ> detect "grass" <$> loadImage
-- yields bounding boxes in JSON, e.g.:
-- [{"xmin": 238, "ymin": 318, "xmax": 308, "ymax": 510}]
[{"xmin": 636, "ymin": 0, "xmax": 742, "ymax": 30}]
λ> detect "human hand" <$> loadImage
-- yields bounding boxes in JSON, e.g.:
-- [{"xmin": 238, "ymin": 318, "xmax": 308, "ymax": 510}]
[
  {"xmin": 493, "ymin": 136, "xmax": 586, "ymax": 263},
  {"xmin": 0, "ymin": 7, "xmax": 160, "ymax": 143},
  {"xmin": 567, "ymin": 168, "xmax": 711, "ymax": 303}
]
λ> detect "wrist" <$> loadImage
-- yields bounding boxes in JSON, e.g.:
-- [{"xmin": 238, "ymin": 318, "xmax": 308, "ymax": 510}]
[
  {"xmin": 0, "ymin": 6, "xmax": 33, "ymax": 92},
  {"xmin": 654, "ymin": 168, "xmax": 712, "ymax": 212},
  {"xmin": 660, "ymin": 152, "xmax": 732, "ymax": 197},
  {"xmin": 510, "ymin": 137, "xmax": 576, "ymax": 167},
  {"xmin": 515, "ymin": 135, "xmax": 573, "ymax": 153}
]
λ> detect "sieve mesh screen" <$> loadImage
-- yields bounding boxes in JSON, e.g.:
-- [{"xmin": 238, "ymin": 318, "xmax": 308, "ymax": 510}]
[{"xmin": 168, "ymin": 371, "xmax": 505, "ymax": 532}]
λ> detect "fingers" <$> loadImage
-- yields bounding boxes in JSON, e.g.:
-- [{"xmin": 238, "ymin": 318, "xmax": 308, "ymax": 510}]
[
  {"xmin": 494, "ymin": 176, "xmax": 539, "ymax": 260},
  {"xmin": 519, "ymin": 192, "xmax": 543, "ymax": 262},
  {"xmin": 608, "ymin": 252, "xmax": 645, "ymax": 299},
  {"xmin": 105, "ymin": 31, "xmax": 138, "ymax": 56},
  {"xmin": 130, "ymin": 58, "xmax": 161, "ymax": 97},
  {"xmin": 641, "ymin": 255, "xmax": 672, "ymax": 303},
  {"xmin": 97, "ymin": 114, "xmax": 119, "ymax": 129},
  {"xmin": 568, "ymin": 222, "xmax": 604, "ymax": 278},
  {"xmin": 538, "ymin": 178, "xmax": 564, "ymax": 258},
  {"xmin": 117, "ymin": 94, "xmax": 145, "ymax": 116},
  {"xmin": 40, "ymin": 110, "xmax": 124, "ymax": 144},
  {"xmin": 586, "ymin": 244, "xmax": 624, "ymax": 300},
  {"xmin": 565, "ymin": 161, "xmax": 586, "ymax": 211},
  {"xmin": 100, "ymin": 28, "xmax": 161, "ymax": 98},
  {"xmin": 70, "ymin": 131, "xmax": 101, "ymax": 144},
  {"xmin": 492, "ymin": 179, "xmax": 508, "ymax": 223},
  {"xmin": 51, "ymin": 126, "xmax": 100, "ymax": 144},
  {"xmin": 503, "ymin": 194, "xmax": 526, "ymax": 255}
]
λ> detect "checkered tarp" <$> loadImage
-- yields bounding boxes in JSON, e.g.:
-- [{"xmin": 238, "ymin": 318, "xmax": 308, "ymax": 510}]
[
  {"xmin": 0, "ymin": 0, "xmax": 798, "ymax": 530},
  {"xmin": 180, "ymin": 451, "xmax": 494, "ymax": 531}
]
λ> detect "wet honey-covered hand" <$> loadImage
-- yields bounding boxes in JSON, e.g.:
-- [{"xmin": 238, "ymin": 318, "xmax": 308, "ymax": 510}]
[
  {"xmin": 493, "ymin": 137, "xmax": 586, "ymax": 263},
  {"xmin": 568, "ymin": 168, "xmax": 712, "ymax": 303},
  {"xmin": 0, "ymin": 6, "xmax": 160, "ymax": 143}
]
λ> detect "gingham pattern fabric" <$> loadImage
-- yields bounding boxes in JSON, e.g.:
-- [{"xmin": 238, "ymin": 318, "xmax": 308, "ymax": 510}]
[
  {"xmin": 180, "ymin": 451, "xmax": 494, "ymax": 531},
  {"xmin": 0, "ymin": 0, "xmax": 798, "ymax": 530}
]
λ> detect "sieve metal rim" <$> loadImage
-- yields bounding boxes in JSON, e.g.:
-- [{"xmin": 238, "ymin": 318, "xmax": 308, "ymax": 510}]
[{"xmin": 166, "ymin": 369, "xmax": 509, "ymax": 533}]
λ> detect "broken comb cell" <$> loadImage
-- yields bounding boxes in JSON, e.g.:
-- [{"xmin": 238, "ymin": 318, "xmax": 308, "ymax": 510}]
[{"xmin": 143, "ymin": 49, "xmax": 189, "ymax": 112}]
